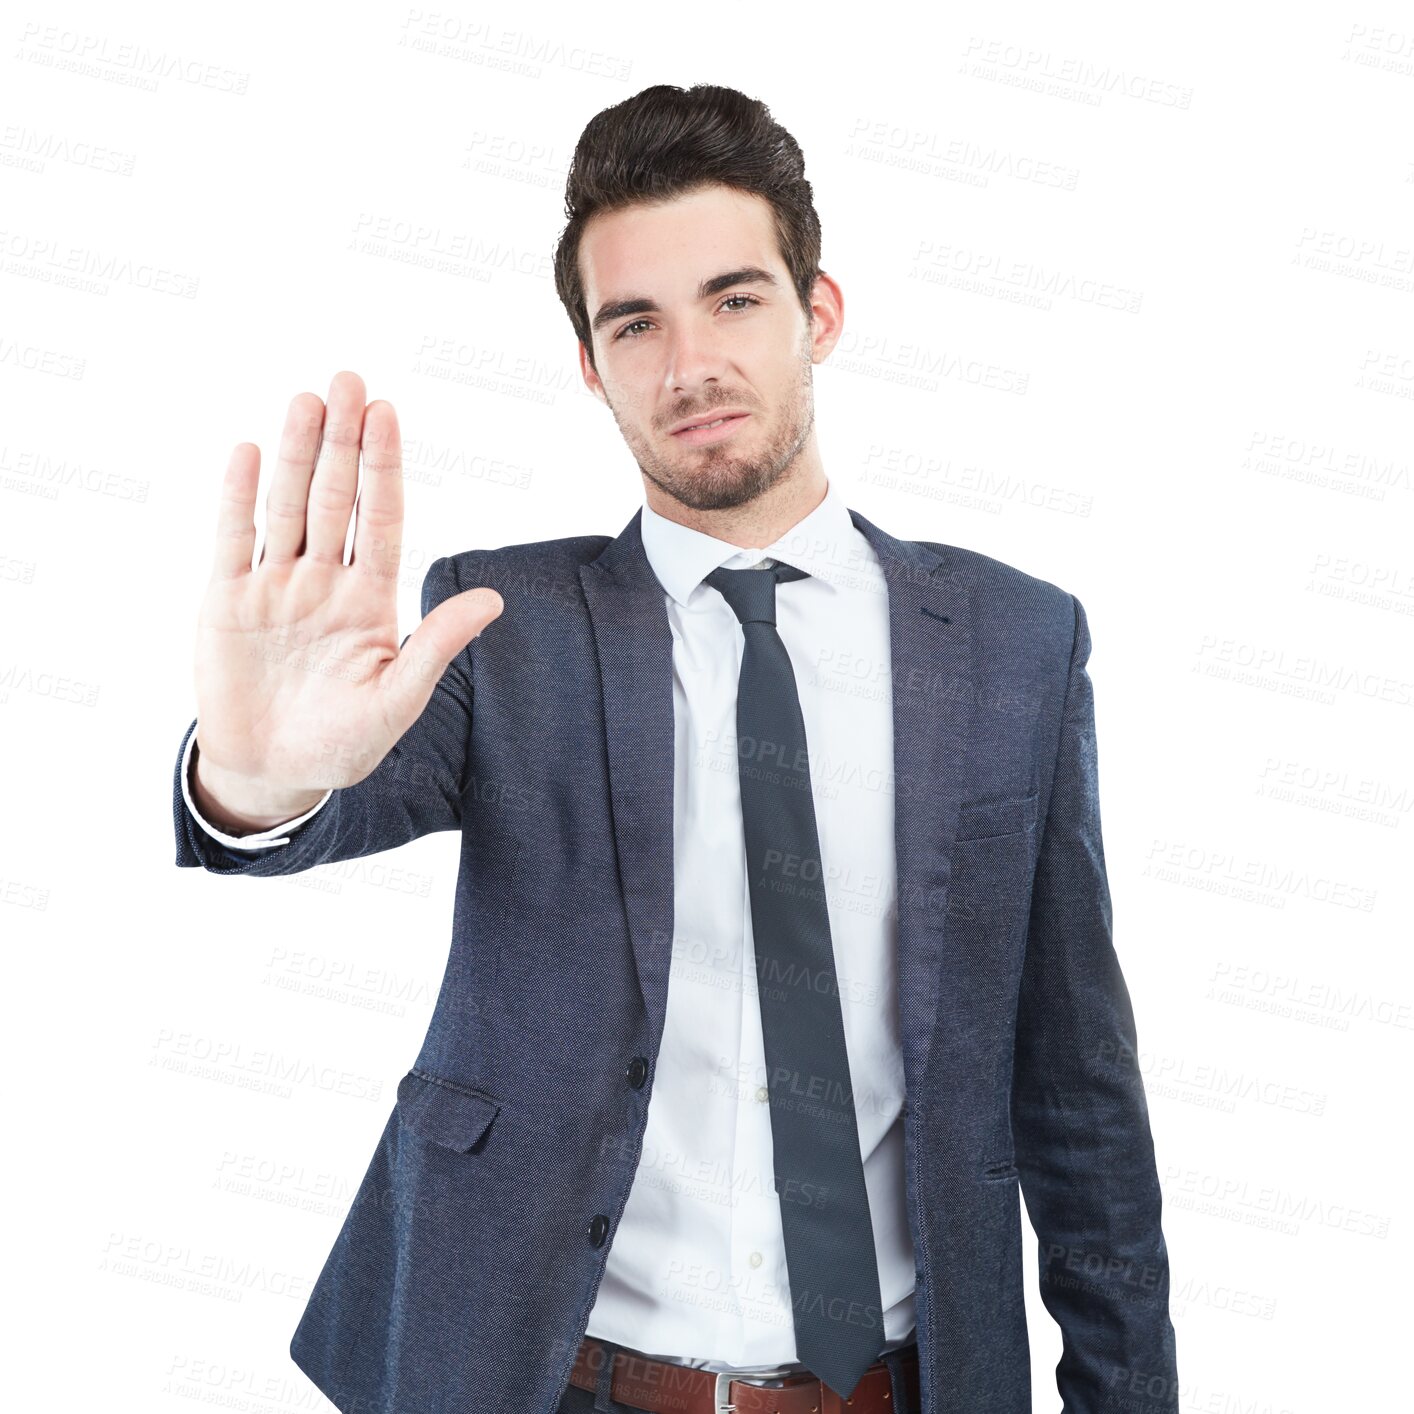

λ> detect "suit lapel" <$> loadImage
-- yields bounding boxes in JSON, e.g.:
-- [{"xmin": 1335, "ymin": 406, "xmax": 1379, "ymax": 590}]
[
  {"xmin": 848, "ymin": 508, "xmax": 974, "ymax": 1089},
  {"xmin": 580, "ymin": 511, "xmax": 679, "ymax": 1036},
  {"xmin": 580, "ymin": 505, "xmax": 974, "ymax": 1085}
]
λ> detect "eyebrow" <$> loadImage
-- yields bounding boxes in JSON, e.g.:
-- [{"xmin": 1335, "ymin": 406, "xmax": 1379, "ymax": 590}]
[{"xmin": 591, "ymin": 265, "xmax": 781, "ymax": 334}]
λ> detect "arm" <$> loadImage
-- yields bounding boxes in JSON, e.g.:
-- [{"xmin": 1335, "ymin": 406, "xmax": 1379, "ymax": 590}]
[
  {"xmin": 172, "ymin": 554, "xmax": 476, "ymax": 877},
  {"xmin": 1011, "ymin": 594, "xmax": 1179, "ymax": 1413}
]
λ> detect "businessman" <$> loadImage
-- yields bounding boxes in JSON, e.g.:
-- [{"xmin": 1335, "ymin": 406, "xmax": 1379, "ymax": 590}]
[{"xmin": 173, "ymin": 84, "xmax": 1179, "ymax": 1414}]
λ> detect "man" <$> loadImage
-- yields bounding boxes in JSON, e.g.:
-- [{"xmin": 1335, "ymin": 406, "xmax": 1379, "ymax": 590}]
[{"xmin": 173, "ymin": 84, "xmax": 1179, "ymax": 1414}]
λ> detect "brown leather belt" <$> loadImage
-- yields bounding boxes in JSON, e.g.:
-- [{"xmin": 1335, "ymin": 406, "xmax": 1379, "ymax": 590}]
[{"xmin": 568, "ymin": 1334, "xmax": 919, "ymax": 1414}]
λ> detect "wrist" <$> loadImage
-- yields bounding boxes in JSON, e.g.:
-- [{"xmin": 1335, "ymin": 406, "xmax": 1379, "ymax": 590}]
[{"xmin": 191, "ymin": 745, "xmax": 328, "ymax": 832}]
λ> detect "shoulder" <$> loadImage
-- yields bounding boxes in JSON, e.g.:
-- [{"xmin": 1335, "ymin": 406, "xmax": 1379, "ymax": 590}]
[
  {"xmin": 910, "ymin": 538, "xmax": 1080, "ymax": 648},
  {"xmin": 422, "ymin": 533, "xmax": 614, "ymax": 606}
]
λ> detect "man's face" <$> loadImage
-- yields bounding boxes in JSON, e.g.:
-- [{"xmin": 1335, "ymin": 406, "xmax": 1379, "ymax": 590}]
[{"xmin": 577, "ymin": 184, "xmax": 840, "ymax": 512}]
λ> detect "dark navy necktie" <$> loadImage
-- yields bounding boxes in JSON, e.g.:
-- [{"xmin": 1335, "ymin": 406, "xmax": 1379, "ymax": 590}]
[{"xmin": 703, "ymin": 558, "xmax": 884, "ymax": 1401}]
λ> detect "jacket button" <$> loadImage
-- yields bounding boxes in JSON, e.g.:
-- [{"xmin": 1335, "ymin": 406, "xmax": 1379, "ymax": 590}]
[
  {"xmin": 588, "ymin": 1214, "xmax": 610, "ymax": 1247},
  {"xmin": 626, "ymin": 1056, "xmax": 648, "ymax": 1088}
]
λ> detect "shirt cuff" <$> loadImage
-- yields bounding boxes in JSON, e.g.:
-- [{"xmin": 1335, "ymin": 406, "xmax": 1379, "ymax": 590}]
[{"xmin": 181, "ymin": 727, "xmax": 333, "ymax": 849}]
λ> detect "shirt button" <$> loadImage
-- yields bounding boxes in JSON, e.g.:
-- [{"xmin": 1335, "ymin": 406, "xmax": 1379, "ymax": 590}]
[
  {"xmin": 588, "ymin": 1214, "xmax": 610, "ymax": 1248},
  {"xmin": 755, "ymin": 1085, "xmax": 769, "ymax": 1103},
  {"xmin": 748, "ymin": 1251, "xmax": 763, "ymax": 1268},
  {"xmin": 627, "ymin": 1056, "xmax": 649, "ymax": 1088}
]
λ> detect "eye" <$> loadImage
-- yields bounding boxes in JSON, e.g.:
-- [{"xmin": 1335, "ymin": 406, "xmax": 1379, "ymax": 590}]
[{"xmin": 613, "ymin": 293, "xmax": 763, "ymax": 341}]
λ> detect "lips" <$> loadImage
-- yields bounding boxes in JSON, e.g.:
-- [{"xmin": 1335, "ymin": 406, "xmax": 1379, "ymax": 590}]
[
  {"xmin": 669, "ymin": 413, "xmax": 750, "ymax": 446},
  {"xmin": 669, "ymin": 410, "xmax": 750, "ymax": 436}
]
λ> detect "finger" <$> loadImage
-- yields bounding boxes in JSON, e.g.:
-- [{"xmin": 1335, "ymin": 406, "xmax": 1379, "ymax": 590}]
[
  {"xmin": 212, "ymin": 443, "xmax": 260, "ymax": 580},
  {"xmin": 304, "ymin": 370, "xmax": 367, "ymax": 565},
  {"xmin": 259, "ymin": 391, "xmax": 325, "ymax": 566},
  {"xmin": 380, "ymin": 587, "xmax": 504, "ymax": 737},
  {"xmin": 349, "ymin": 399, "xmax": 403, "ymax": 589}
]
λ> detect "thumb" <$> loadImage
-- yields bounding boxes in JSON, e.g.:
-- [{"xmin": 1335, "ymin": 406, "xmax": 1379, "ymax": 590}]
[{"xmin": 384, "ymin": 587, "xmax": 503, "ymax": 728}]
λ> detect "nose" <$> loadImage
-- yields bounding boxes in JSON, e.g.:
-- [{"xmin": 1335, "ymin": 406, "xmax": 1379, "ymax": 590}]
[{"xmin": 663, "ymin": 316, "xmax": 728, "ymax": 397}]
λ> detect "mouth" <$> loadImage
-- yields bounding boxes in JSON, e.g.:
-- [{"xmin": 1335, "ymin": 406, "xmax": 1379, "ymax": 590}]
[{"xmin": 669, "ymin": 412, "xmax": 751, "ymax": 446}]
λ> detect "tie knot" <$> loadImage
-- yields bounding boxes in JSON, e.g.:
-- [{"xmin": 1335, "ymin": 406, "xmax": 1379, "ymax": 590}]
[{"xmin": 704, "ymin": 559, "xmax": 809, "ymax": 626}]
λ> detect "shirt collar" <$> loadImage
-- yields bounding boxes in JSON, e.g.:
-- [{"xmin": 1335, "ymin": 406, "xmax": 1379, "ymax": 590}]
[{"xmin": 639, "ymin": 476, "xmax": 856, "ymax": 609}]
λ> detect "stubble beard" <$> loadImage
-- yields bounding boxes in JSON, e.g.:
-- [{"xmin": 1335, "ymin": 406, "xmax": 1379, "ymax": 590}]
[{"xmin": 608, "ymin": 340, "xmax": 816, "ymax": 513}]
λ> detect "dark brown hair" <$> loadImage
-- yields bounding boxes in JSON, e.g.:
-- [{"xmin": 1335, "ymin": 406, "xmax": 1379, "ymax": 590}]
[{"xmin": 552, "ymin": 84, "xmax": 822, "ymax": 369}]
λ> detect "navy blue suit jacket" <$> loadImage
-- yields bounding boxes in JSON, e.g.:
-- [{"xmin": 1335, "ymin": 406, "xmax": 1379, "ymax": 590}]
[{"xmin": 171, "ymin": 505, "xmax": 1179, "ymax": 1413}]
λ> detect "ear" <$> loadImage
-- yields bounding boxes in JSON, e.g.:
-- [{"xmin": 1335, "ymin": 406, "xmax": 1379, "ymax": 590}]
[
  {"xmin": 578, "ymin": 340, "xmax": 608, "ymax": 404},
  {"xmin": 806, "ymin": 270, "xmax": 845, "ymax": 363}
]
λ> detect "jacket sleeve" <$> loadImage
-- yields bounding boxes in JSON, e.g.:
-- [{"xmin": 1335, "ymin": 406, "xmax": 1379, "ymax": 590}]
[
  {"xmin": 172, "ymin": 554, "xmax": 475, "ymax": 877},
  {"xmin": 1010, "ymin": 593, "xmax": 1179, "ymax": 1413}
]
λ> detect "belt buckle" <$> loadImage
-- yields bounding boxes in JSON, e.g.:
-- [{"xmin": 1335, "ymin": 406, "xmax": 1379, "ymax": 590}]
[
  {"xmin": 713, "ymin": 1371, "xmax": 740, "ymax": 1414},
  {"xmin": 714, "ymin": 1369, "xmax": 787, "ymax": 1412},
  {"xmin": 713, "ymin": 1369, "xmax": 796, "ymax": 1414}
]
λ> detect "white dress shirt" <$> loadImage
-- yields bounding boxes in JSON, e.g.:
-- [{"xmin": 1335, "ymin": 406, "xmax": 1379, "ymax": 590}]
[{"xmin": 181, "ymin": 475, "xmax": 918, "ymax": 1378}]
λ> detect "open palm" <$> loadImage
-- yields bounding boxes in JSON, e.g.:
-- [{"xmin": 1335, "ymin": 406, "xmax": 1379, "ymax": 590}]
[{"xmin": 193, "ymin": 371, "xmax": 502, "ymax": 814}]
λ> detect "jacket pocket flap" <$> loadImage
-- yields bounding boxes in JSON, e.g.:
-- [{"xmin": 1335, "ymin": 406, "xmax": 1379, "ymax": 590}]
[
  {"xmin": 955, "ymin": 790, "xmax": 1038, "ymax": 841},
  {"xmin": 396, "ymin": 1069, "xmax": 501, "ymax": 1152}
]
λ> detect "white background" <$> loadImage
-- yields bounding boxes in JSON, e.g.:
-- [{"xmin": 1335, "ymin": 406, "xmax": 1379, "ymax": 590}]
[{"xmin": 3, "ymin": 1, "xmax": 1410, "ymax": 1409}]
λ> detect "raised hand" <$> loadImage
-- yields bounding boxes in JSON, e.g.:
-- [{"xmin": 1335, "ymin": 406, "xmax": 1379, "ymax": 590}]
[{"xmin": 190, "ymin": 371, "xmax": 502, "ymax": 829}]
